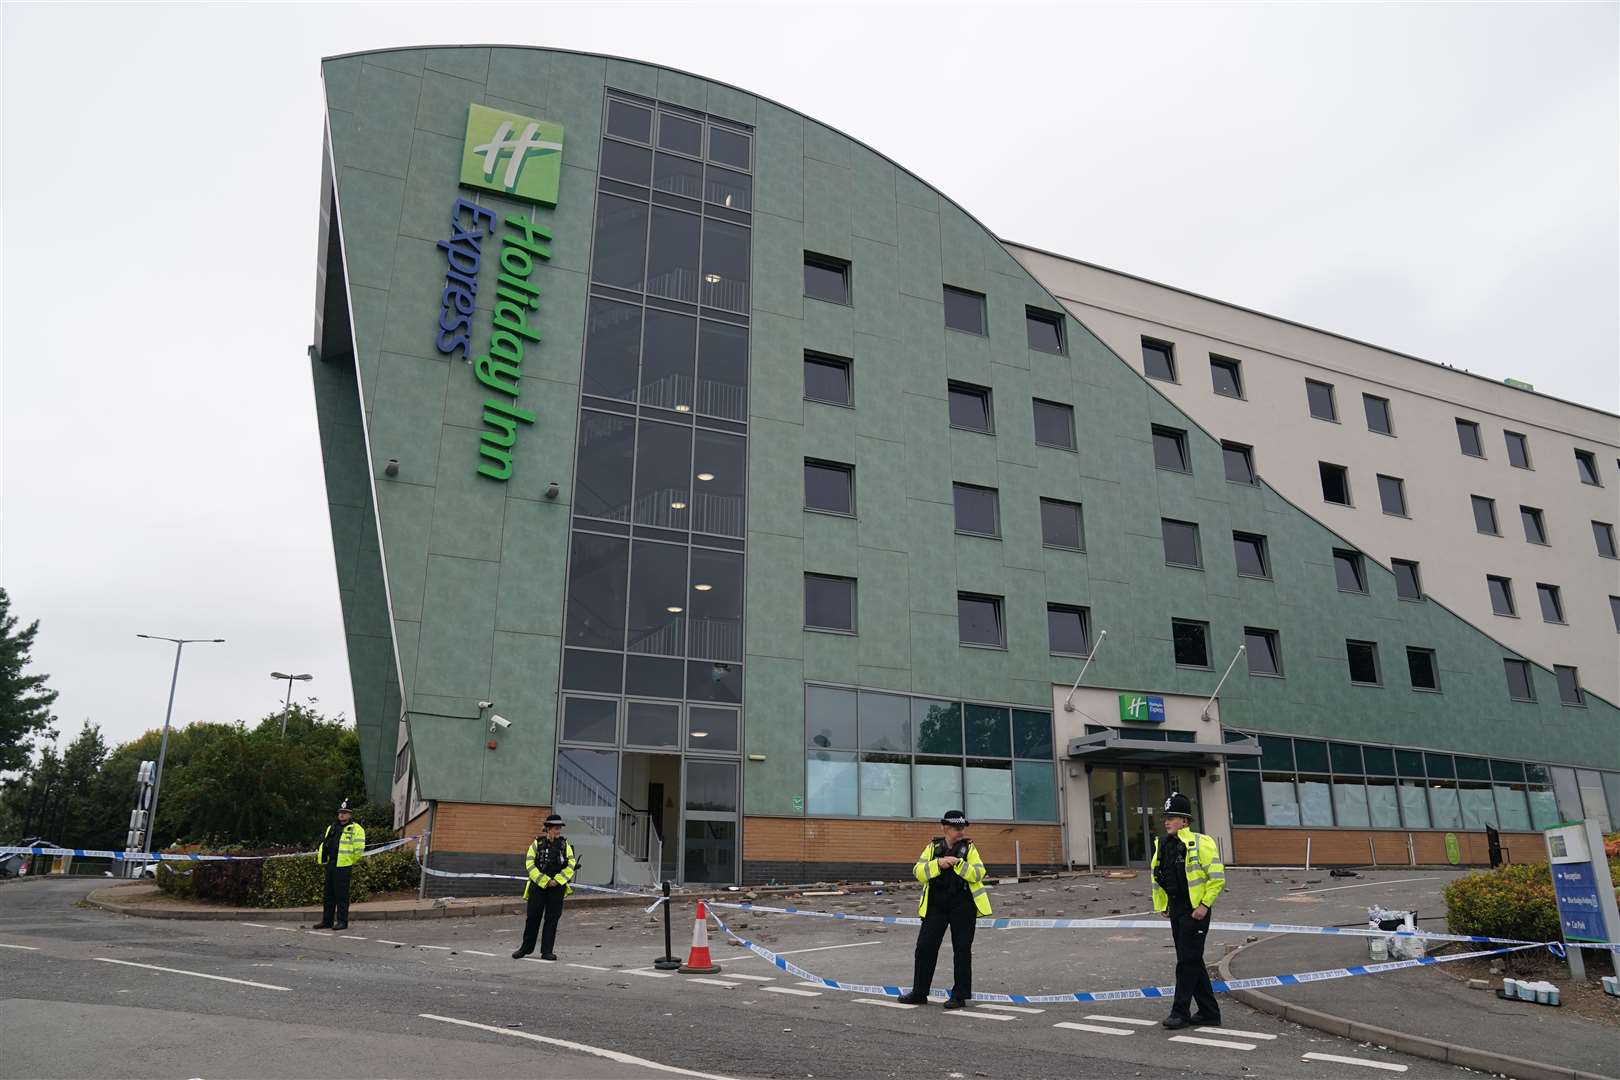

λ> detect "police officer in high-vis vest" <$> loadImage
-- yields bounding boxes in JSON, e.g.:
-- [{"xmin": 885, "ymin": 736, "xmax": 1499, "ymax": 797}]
[
  {"xmin": 512, "ymin": 814, "xmax": 577, "ymax": 961},
  {"xmin": 313, "ymin": 799, "xmax": 366, "ymax": 931},
  {"xmin": 1152, "ymin": 791, "xmax": 1226, "ymax": 1028},
  {"xmin": 897, "ymin": 810, "xmax": 992, "ymax": 1008}
]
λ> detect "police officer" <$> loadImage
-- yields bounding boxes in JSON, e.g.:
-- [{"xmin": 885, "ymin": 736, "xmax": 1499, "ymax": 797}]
[
  {"xmin": 313, "ymin": 798, "xmax": 366, "ymax": 931},
  {"xmin": 512, "ymin": 814, "xmax": 578, "ymax": 961},
  {"xmin": 897, "ymin": 810, "xmax": 992, "ymax": 1008},
  {"xmin": 1152, "ymin": 791, "xmax": 1226, "ymax": 1029}
]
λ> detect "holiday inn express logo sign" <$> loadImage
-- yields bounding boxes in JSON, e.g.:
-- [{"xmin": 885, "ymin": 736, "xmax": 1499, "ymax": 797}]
[{"xmin": 431, "ymin": 104, "xmax": 565, "ymax": 482}]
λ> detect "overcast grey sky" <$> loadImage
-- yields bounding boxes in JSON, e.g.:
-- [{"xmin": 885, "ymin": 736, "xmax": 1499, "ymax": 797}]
[{"xmin": 3, "ymin": 2, "xmax": 1615, "ymax": 755}]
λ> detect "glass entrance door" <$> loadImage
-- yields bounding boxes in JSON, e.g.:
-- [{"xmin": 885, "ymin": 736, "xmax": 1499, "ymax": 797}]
[
  {"xmin": 1093, "ymin": 766, "xmax": 1205, "ymax": 867},
  {"xmin": 1123, "ymin": 770, "xmax": 1169, "ymax": 865}
]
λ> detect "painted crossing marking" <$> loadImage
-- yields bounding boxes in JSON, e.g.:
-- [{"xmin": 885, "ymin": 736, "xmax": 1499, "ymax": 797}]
[
  {"xmin": 771, "ymin": 941, "xmax": 881, "ymax": 957},
  {"xmin": 418, "ymin": 945, "xmax": 453, "ymax": 951},
  {"xmin": 855, "ymin": 997, "xmax": 917, "ymax": 1009},
  {"xmin": 419, "ymin": 1014, "xmax": 736, "ymax": 1079},
  {"xmin": 975, "ymin": 1003, "xmax": 1044, "ymax": 1014},
  {"xmin": 94, "ymin": 957, "xmax": 291, "ymax": 992},
  {"xmin": 340, "ymin": 935, "xmax": 367, "ymax": 941},
  {"xmin": 1198, "ymin": 1026, "xmax": 1276, "ymax": 1041},
  {"xmin": 0, "ymin": 943, "xmax": 40, "ymax": 952},
  {"xmin": 1300, "ymin": 1053, "xmax": 1407, "ymax": 1072},
  {"xmin": 622, "ymin": 968, "xmax": 674, "ymax": 979},
  {"xmin": 795, "ymin": 981, "xmax": 822, "ymax": 988},
  {"xmin": 687, "ymin": 978, "xmax": 739, "ymax": 987},
  {"xmin": 724, "ymin": 973, "xmax": 774, "ymax": 981},
  {"xmin": 1083, "ymin": 1014, "xmax": 1156, "ymax": 1026},
  {"xmin": 305, "ymin": 930, "xmax": 333, "ymax": 937},
  {"xmin": 1169, "ymin": 1034, "xmax": 1255, "ymax": 1050},
  {"xmin": 946, "ymin": 1009, "xmax": 1013, "ymax": 1020},
  {"xmin": 568, "ymin": 963, "xmax": 611, "ymax": 971},
  {"xmin": 272, "ymin": 926, "xmax": 301, "ymax": 933},
  {"xmin": 762, "ymin": 986, "xmax": 820, "ymax": 997},
  {"xmin": 463, "ymin": 950, "xmax": 497, "ymax": 957},
  {"xmin": 377, "ymin": 939, "xmax": 409, "ymax": 946},
  {"xmin": 1054, "ymin": 1021, "xmax": 1136, "ymax": 1036}
]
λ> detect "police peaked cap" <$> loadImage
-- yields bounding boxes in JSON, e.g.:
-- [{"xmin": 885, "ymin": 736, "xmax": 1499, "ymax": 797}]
[
  {"xmin": 543, "ymin": 813, "xmax": 565, "ymax": 828},
  {"xmin": 1162, "ymin": 791, "xmax": 1194, "ymax": 818},
  {"xmin": 940, "ymin": 810, "xmax": 969, "ymax": 827}
]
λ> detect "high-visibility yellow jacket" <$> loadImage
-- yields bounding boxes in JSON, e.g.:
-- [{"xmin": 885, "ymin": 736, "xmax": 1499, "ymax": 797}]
[
  {"xmin": 913, "ymin": 840, "xmax": 992, "ymax": 917},
  {"xmin": 524, "ymin": 837, "xmax": 578, "ymax": 899},
  {"xmin": 1150, "ymin": 827, "xmax": 1225, "ymax": 912},
  {"xmin": 318, "ymin": 822, "xmax": 366, "ymax": 868}
]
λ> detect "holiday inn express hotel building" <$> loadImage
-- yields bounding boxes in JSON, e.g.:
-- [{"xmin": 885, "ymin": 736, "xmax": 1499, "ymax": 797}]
[{"xmin": 309, "ymin": 46, "xmax": 1620, "ymax": 888}]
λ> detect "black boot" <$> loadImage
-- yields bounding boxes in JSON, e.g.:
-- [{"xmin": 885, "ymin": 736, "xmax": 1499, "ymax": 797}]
[
  {"xmin": 941, "ymin": 997, "xmax": 967, "ymax": 1010},
  {"xmin": 896, "ymin": 991, "xmax": 929, "ymax": 1005},
  {"xmin": 1162, "ymin": 1014, "xmax": 1190, "ymax": 1029},
  {"xmin": 512, "ymin": 948, "xmax": 531, "ymax": 959}
]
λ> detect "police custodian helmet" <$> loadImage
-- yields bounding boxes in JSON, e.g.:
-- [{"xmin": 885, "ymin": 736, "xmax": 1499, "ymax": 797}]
[{"xmin": 1162, "ymin": 792, "xmax": 1194, "ymax": 818}]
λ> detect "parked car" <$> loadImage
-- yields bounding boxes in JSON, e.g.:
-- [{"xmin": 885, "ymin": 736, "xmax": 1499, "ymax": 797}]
[{"xmin": 0, "ymin": 837, "xmax": 57, "ymax": 878}]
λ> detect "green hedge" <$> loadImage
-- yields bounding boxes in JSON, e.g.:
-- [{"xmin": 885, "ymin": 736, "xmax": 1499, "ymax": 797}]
[
  {"xmin": 1443, "ymin": 855, "xmax": 1620, "ymax": 944},
  {"xmin": 155, "ymin": 846, "xmax": 419, "ymax": 908}
]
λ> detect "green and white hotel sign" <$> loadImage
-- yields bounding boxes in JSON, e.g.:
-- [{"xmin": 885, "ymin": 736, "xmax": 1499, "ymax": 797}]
[{"xmin": 431, "ymin": 104, "xmax": 565, "ymax": 481}]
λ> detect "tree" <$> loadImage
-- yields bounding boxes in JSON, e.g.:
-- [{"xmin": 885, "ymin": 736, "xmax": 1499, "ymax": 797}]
[{"xmin": 0, "ymin": 589, "xmax": 59, "ymax": 775}]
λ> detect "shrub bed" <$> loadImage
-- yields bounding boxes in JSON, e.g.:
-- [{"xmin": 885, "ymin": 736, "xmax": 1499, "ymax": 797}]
[
  {"xmin": 257, "ymin": 847, "xmax": 419, "ymax": 908},
  {"xmin": 1443, "ymin": 843, "xmax": 1620, "ymax": 945}
]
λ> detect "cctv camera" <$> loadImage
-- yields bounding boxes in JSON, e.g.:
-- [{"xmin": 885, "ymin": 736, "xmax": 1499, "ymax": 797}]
[
  {"xmin": 477, "ymin": 700, "xmax": 495, "ymax": 711},
  {"xmin": 489, "ymin": 714, "xmax": 511, "ymax": 731}
]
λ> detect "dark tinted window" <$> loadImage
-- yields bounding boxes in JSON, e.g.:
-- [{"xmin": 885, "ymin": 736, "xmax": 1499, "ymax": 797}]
[
  {"xmin": 658, "ymin": 112, "xmax": 703, "ymax": 155},
  {"xmin": 1520, "ymin": 506, "xmax": 1546, "ymax": 544},
  {"xmin": 700, "ymin": 219, "xmax": 750, "ymax": 313},
  {"xmin": 562, "ymin": 697, "xmax": 618, "ymax": 743},
  {"xmin": 1142, "ymin": 338, "xmax": 1176, "ymax": 381},
  {"xmin": 708, "ymin": 126, "xmax": 751, "ymax": 169},
  {"xmin": 1596, "ymin": 521, "xmax": 1618, "ymax": 558},
  {"xmin": 633, "ymin": 421, "xmax": 692, "ymax": 529},
  {"xmin": 1347, "ymin": 640, "xmax": 1380, "ymax": 685},
  {"xmin": 1393, "ymin": 559, "xmax": 1422, "ymax": 600},
  {"xmin": 1040, "ymin": 499, "xmax": 1084, "ymax": 549},
  {"xmin": 1026, "ymin": 308, "xmax": 1065, "ymax": 353},
  {"xmin": 1504, "ymin": 431, "xmax": 1531, "ymax": 469},
  {"xmin": 575, "ymin": 411, "xmax": 636, "ymax": 521},
  {"xmin": 1048, "ymin": 605, "xmax": 1091, "ymax": 655},
  {"xmin": 943, "ymin": 286, "xmax": 987, "ymax": 334},
  {"xmin": 1536, "ymin": 583, "xmax": 1564, "ymax": 623},
  {"xmin": 606, "ymin": 99, "xmax": 653, "ymax": 142},
  {"xmin": 1575, "ymin": 449, "xmax": 1601, "ymax": 485},
  {"xmin": 582, "ymin": 298, "xmax": 641, "ymax": 401},
  {"xmin": 697, "ymin": 319, "xmax": 748, "ymax": 420},
  {"xmin": 953, "ymin": 483, "xmax": 1000, "ymax": 536},
  {"xmin": 1456, "ymin": 419, "xmax": 1484, "ymax": 457},
  {"xmin": 1555, "ymin": 665, "xmax": 1583, "ymax": 706},
  {"xmin": 958, "ymin": 593, "xmax": 1005, "ymax": 647},
  {"xmin": 653, "ymin": 151, "xmax": 703, "ymax": 199},
  {"xmin": 626, "ymin": 540, "xmax": 687, "ymax": 655},
  {"xmin": 1330, "ymin": 743, "xmax": 1364, "ymax": 773},
  {"xmin": 1162, "ymin": 519, "xmax": 1202, "ymax": 568},
  {"xmin": 1306, "ymin": 380, "xmax": 1337, "ymax": 421},
  {"xmin": 1407, "ymin": 648, "xmax": 1439, "ymax": 691},
  {"xmin": 1233, "ymin": 532, "xmax": 1270, "ymax": 578},
  {"xmin": 948, "ymin": 382, "xmax": 992, "ymax": 432},
  {"xmin": 1152, "ymin": 426, "xmax": 1190, "ymax": 472},
  {"xmin": 1210, "ymin": 356, "xmax": 1243, "ymax": 398},
  {"xmin": 639, "ymin": 307, "xmax": 696, "ymax": 410},
  {"xmin": 1173, "ymin": 620, "xmax": 1210, "ymax": 667},
  {"xmin": 805, "ymin": 574, "xmax": 855, "ymax": 631},
  {"xmin": 592, "ymin": 195, "xmax": 650, "ymax": 290},
  {"xmin": 704, "ymin": 166, "xmax": 751, "ymax": 212},
  {"xmin": 692, "ymin": 429, "xmax": 745, "ymax": 537},
  {"xmin": 562, "ymin": 649, "xmax": 623, "ymax": 693},
  {"xmin": 1294, "ymin": 739, "xmax": 1329, "ymax": 772},
  {"xmin": 688, "ymin": 548, "xmax": 743, "ymax": 661},
  {"xmin": 1319, "ymin": 462, "xmax": 1350, "ymax": 505},
  {"xmin": 1503, "ymin": 659, "xmax": 1534, "ymax": 701},
  {"xmin": 1223, "ymin": 442, "xmax": 1256, "ymax": 484},
  {"xmin": 1610, "ymin": 595, "xmax": 1620, "ymax": 632},
  {"xmin": 1033, "ymin": 400, "xmax": 1075, "ymax": 449},
  {"xmin": 645, "ymin": 206, "xmax": 700, "ymax": 302},
  {"xmin": 1377, "ymin": 474, "xmax": 1406, "ymax": 515},
  {"xmin": 600, "ymin": 139, "xmax": 653, "ymax": 185},
  {"xmin": 565, "ymin": 533, "xmax": 628, "ymax": 649},
  {"xmin": 1471, "ymin": 495, "xmax": 1499, "ymax": 534},
  {"xmin": 1245, "ymin": 628, "xmax": 1281, "ymax": 676},
  {"xmin": 804, "ymin": 353, "xmax": 851, "ymax": 406},
  {"xmin": 1487, "ymin": 575, "xmax": 1515, "ymax": 616},
  {"xmin": 1363, "ymin": 394, "xmax": 1393, "ymax": 434},
  {"xmin": 805, "ymin": 460, "xmax": 854, "ymax": 515},
  {"xmin": 1229, "ymin": 773, "xmax": 1264, "ymax": 824},
  {"xmin": 804, "ymin": 254, "xmax": 850, "ymax": 304},
  {"xmin": 1333, "ymin": 549, "xmax": 1367, "ymax": 593}
]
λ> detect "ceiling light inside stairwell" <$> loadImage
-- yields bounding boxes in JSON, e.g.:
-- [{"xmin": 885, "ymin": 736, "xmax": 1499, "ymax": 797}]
[
  {"xmin": 694, "ymin": 584, "xmax": 713, "ymax": 591},
  {"xmin": 670, "ymin": 500, "xmax": 687, "ymax": 510},
  {"xmin": 704, "ymin": 273, "xmax": 722, "ymax": 284},
  {"xmin": 674, "ymin": 404, "xmax": 691, "ymax": 412},
  {"xmin": 696, "ymin": 473, "xmax": 714, "ymax": 481},
  {"xmin": 666, "ymin": 606, "xmax": 684, "ymax": 614},
  {"xmin": 690, "ymin": 730, "xmax": 708, "ymax": 737}
]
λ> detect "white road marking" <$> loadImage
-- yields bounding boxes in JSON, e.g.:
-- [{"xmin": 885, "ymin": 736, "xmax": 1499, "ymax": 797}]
[
  {"xmin": 946, "ymin": 1009, "xmax": 1012, "ymax": 1020},
  {"xmin": 94, "ymin": 958, "xmax": 291, "ymax": 992},
  {"xmin": 723, "ymin": 973, "xmax": 774, "ymax": 981},
  {"xmin": 418, "ymin": 945, "xmax": 453, "ymax": 951},
  {"xmin": 1169, "ymin": 1035, "xmax": 1255, "ymax": 1050},
  {"xmin": 795, "ymin": 981, "xmax": 823, "ymax": 988},
  {"xmin": 568, "ymin": 963, "xmax": 611, "ymax": 971},
  {"xmin": 272, "ymin": 927, "xmax": 301, "ymax": 933},
  {"xmin": 856, "ymin": 998, "xmax": 917, "ymax": 1009},
  {"xmin": 419, "ymin": 1013, "xmax": 737, "ymax": 1079},
  {"xmin": 1055, "ymin": 1021, "xmax": 1135, "ymax": 1036},
  {"xmin": 463, "ymin": 950, "xmax": 497, "ymax": 957},
  {"xmin": 0, "ymin": 943, "xmax": 40, "ymax": 951},
  {"xmin": 1300, "ymin": 1053, "xmax": 1407, "ymax": 1072},
  {"xmin": 1288, "ymin": 877, "xmax": 1438, "ymax": 896},
  {"xmin": 686, "ymin": 977, "xmax": 739, "ymax": 987},
  {"xmin": 771, "ymin": 941, "xmax": 881, "ymax": 956},
  {"xmin": 340, "ymin": 935, "xmax": 367, "ymax": 940},
  {"xmin": 1198, "ymin": 1026, "xmax": 1277, "ymax": 1040},
  {"xmin": 1083, "ymin": 1014, "xmax": 1156, "ymax": 1026},
  {"xmin": 762, "ymin": 986, "xmax": 821, "ymax": 997},
  {"xmin": 976, "ymin": 1003, "xmax": 1044, "ymax": 1014},
  {"xmin": 377, "ymin": 939, "xmax": 409, "ymax": 946},
  {"xmin": 622, "ymin": 968, "xmax": 674, "ymax": 978},
  {"xmin": 305, "ymin": 931, "xmax": 333, "ymax": 937},
  {"xmin": 239, "ymin": 922, "xmax": 270, "ymax": 929}
]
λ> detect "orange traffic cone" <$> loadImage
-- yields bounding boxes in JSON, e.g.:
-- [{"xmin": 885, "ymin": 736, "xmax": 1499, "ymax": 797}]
[{"xmin": 678, "ymin": 899, "xmax": 722, "ymax": 974}]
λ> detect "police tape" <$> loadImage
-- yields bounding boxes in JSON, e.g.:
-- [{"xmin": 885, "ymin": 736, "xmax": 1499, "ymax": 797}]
[
  {"xmin": 412, "ymin": 857, "xmax": 669, "ymax": 912},
  {"xmin": 0, "ymin": 837, "xmax": 417, "ymax": 864},
  {"xmin": 703, "ymin": 904, "xmax": 1545, "ymax": 1004}
]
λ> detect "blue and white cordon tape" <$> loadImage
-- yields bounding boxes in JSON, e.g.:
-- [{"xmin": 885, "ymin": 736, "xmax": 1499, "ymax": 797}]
[
  {"xmin": 411, "ymin": 845, "xmax": 668, "ymax": 911},
  {"xmin": 0, "ymin": 836, "xmax": 416, "ymax": 864}
]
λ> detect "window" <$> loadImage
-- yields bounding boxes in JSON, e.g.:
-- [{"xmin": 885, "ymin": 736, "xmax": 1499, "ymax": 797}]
[
  {"xmin": 605, "ymin": 99, "xmax": 653, "ymax": 143},
  {"xmin": 1032, "ymin": 399, "xmax": 1075, "ymax": 450},
  {"xmin": 804, "ymin": 352, "xmax": 852, "ymax": 406},
  {"xmin": 1210, "ymin": 356, "xmax": 1244, "ymax": 398},
  {"xmin": 1306, "ymin": 379, "xmax": 1338, "ymax": 421},
  {"xmin": 1407, "ymin": 647, "xmax": 1439, "ymax": 691},
  {"xmin": 1245, "ymin": 628, "xmax": 1282, "ymax": 676},
  {"xmin": 1161, "ymin": 519, "xmax": 1202, "ymax": 568},
  {"xmin": 708, "ymin": 126, "xmax": 751, "ymax": 170},
  {"xmin": 1026, "ymin": 307, "xmax": 1065, "ymax": 353},
  {"xmin": 1152, "ymin": 426, "xmax": 1190, "ymax": 473},
  {"xmin": 1346, "ymin": 640, "xmax": 1381, "ymax": 685},
  {"xmin": 947, "ymin": 382, "xmax": 993, "ymax": 433},
  {"xmin": 1520, "ymin": 506, "xmax": 1547, "ymax": 545},
  {"xmin": 1039, "ymin": 498, "xmax": 1084, "ymax": 550},
  {"xmin": 1505, "ymin": 431, "xmax": 1531, "ymax": 469},
  {"xmin": 1363, "ymin": 394, "xmax": 1393, "ymax": 435},
  {"xmin": 1471, "ymin": 495, "xmax": 1499, "ymax": 535},
  {"xmin": 943, "ymin": 286, "xmax": 986, "ymax": 335},
  {"xmin": 1333, "ymin": 549, "xmax": 1367, "ymax": 594},
  {"xmin": 1487, "ymin": 575, "xmax": 1516, "ymax": 617},
  {"xmin": 952, "ymin": 483, "xmax": 1000, "ymax": 537},
  {"xmin": 1047, "ymin": 605, "xmax": 1091, "ymax": 656},
  {"xmin": 1594, "ymin": 521, "xmax": 1617, "ymax": 558},
  {"xmin": 958, "ymin": 593, "xmax": 1005, "ymax": 648},
  {"xmin": 805, "ymin": 574, "xmax": 856, "ymax": 632},
  {"xmin": 1456, "ymin": 419, "xmax": 1484, "ymax": 457},
  {"xmin": 1575, "ymin": 449, "xmax": 1601, "ymax": 486},
  {"xmin": 1611, "ymin": 595, "xmax": 1620, "ymax": 632},
  {"xmin": 1377, "ymin": 475, "xmax": 1407, "ymax": 516},
  {"xmin": 1233, "ymin": 532, "xmax": 1271, "ymax": 578},
  {"xmin": 1173, "ymin": 619, "xmax": 1211, "ymax": 668},
  {"xmin": 803, "ymin": 253, "xmax": 850, "ymax": 304},
  {"xmin": 1503, "ymin": 659, "xmax": 1535, "ymax": 702},
  {"xmin": 1222, "ymin": 442, "xmax": 1256, "ymax": 485},
  {"xmin": 1536, "ymin": 583, "xmax": 1565, "ymax": 624},
  {"xmin": 804, "ymin": 460, "xmax": 854, "ymax": 515},
  {"xmin": 1141, "ymin": 338, "xmax": 1176, "ymax": 381},
  {"xmin": 1319, "ymin": 462, "xmax": 1351, "ymax": 505},
  {"xmin": 1392, "ymin": 558, "xmax": 1423, "ymax": 601}
]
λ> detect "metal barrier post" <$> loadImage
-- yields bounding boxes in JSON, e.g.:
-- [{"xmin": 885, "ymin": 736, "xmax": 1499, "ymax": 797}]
[
  {"xmin": 654, "ymin": 880, "xmax": 681, "ymax": 970},
  {"xmin": 1014, "ymin": 840, "xmax": 1022, "ymax": 880},
  {"xmin": 1369, "ymin": 837, "xmax": 1378, "ymax": 868},
  {"xmin": 1304, "ymin": 836, "xmax": 1312, "ymax": 872}
]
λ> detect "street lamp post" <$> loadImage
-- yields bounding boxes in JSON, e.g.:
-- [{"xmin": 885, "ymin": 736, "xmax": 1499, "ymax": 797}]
[
  {"xmin": 271, "ymin": 671, "xmax": 314, "ymax": 737},
  {"xmin": 136, "ymin": 635, "xmax": 224, "ymax": 857}
]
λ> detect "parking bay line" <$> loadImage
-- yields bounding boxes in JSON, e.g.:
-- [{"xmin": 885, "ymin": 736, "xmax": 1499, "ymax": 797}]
[
  {"xmin": 762, "ymin": 986, "xmax": 821, "ymax": 997},
  {"xmin": 1301, "ymin": 1053, "xmax": 1407, "ymax": 1072},
  {"xmin": 1083, "ymin": 1014, "xmax": 1156, "ymax": 1026},
  {"xmin": 1168, "ymin": 1034, "xmax": 1255, "ymax": 1050},
  {"xmin": 1055, "ymin": 1021, "xmax": 1136, "ymax": 1036},
  {"xmin": 94, "ymin": 958, "xmax": 291, "ymax": 992},
  {"xmin": 419, "ymin": 1013, "xmax": 736, "ymax": 1080}
]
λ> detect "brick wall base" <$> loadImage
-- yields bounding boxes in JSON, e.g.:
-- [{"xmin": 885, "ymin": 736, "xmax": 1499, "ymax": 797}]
[
  {"xmin": 1232, "ymin": 827, "xmax": 1545, "ymax": 867},
  {"xmin": 742, "ymin": 816, "xmax": 1065, "ymax": 885},
  {"xmin": 420, "ymin": 850, "xmax": 528, "ymax": 899},
  {"xmin": 741, "ymin": 859, "xmax": 1066, "ymax": 886}
]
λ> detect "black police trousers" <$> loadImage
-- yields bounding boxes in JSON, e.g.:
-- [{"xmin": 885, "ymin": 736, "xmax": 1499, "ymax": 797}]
[
  {"xmin": 1169, "ymin": 912, "xmax": 1220, "ymax": 1020},
  {"xmin": 321, "ymin": 865, "xmax": 352, "ymax": 927},
  {"xmin": 912, "ymin": 896, "xmax": 976, "ymax": 1001},
  {"xmin": 518, "ymin": 885, "xmax": 566, "ymax": 956}
]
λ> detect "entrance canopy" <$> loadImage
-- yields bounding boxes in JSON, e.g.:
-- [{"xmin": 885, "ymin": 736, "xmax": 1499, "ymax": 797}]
[{"xmin": 1065, "ymin": 728, "xmax": 1262, "ymax": 767}]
